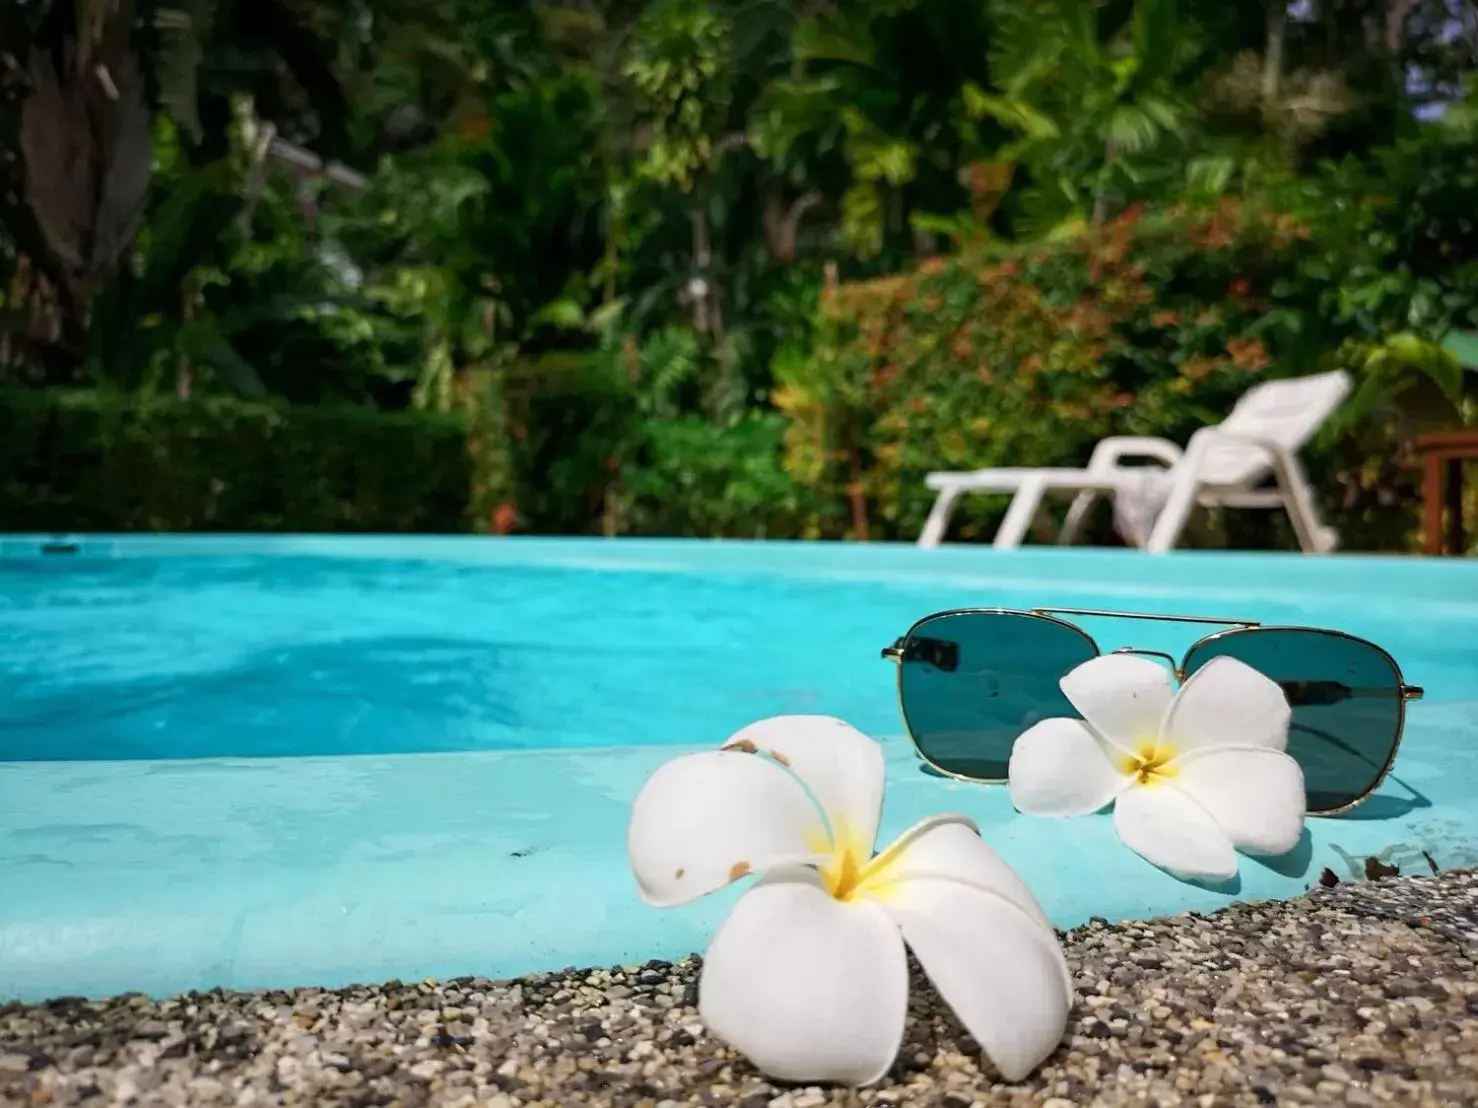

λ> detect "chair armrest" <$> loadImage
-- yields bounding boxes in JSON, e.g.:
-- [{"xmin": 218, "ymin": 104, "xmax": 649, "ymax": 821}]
[
  {"xmin": 1084, "ymin": 436, "xmax": 1184, "ymax": 472},
  {"xmin": 1187, "ymin": 427, "xmax": 1291, "ymax": 462}
]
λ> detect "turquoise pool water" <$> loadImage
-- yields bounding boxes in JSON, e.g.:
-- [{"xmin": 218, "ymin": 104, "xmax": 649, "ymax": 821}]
[{"xmin": 3, "ymin": 535, "xmax": 1478, "ymax": 1001}]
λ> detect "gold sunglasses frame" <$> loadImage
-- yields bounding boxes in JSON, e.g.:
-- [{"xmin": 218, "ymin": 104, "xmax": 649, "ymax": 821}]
[{"xmin": 881, "ymin": 606, "xmax": 1424, "ymax": 816}]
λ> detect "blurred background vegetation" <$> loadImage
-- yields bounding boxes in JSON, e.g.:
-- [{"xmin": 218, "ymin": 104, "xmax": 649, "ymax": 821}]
[{"xmin": 2, "ymin": 0, "xmax": 1477, "ymax": 549}]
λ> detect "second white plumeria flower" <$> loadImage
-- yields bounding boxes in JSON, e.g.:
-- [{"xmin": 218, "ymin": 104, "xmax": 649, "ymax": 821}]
[
  {"xmin": 1007, "ymin": 654, "xmax": 1305, "ymax": 883},
  {"xmin": 628, "ymin": 715, "xmax": 1072, "ymax": 1087}
]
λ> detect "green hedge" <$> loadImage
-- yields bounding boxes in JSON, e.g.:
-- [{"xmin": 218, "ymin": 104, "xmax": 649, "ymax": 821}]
[{"xmin": 0, "ymin": 389, "xmax": 472, "ymax": 532}]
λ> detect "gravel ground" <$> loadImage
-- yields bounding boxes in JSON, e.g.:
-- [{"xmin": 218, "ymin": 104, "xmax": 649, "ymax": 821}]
[{"xmin": 3, "ymin": 870, "xmax": 1477, "ymax": 1108}]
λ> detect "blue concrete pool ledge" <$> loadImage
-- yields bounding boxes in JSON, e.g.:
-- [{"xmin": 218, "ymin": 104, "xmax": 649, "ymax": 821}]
[
  {"xmin": 4, "ymin": 534, "xmax": 1478, "ymax": 1002},
  {"xmin": 4, "ymin": 705, "xmax": 1476, "ymax": 1003}
]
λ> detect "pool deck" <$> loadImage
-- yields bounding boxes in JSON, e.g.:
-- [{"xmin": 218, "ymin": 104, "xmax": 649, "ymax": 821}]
[{"xmin": 3, "ymin": 710, "xmax": 1477, "ymax": 1002}]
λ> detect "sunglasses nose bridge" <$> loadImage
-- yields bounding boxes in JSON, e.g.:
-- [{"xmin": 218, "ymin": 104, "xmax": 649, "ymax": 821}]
[{"xmin": 1108, "ymin": 646, "xmax": 1184, "ymax": 681}]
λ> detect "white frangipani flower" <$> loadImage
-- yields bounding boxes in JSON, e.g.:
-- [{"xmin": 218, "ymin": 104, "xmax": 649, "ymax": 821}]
[
  {"xmin": 627, "ymin": 715, "xmax": 1072, "ymax": 1087},
  {"xmin": 1007, "ymin": 654, "xmax": 1305, "ymax": 883}
]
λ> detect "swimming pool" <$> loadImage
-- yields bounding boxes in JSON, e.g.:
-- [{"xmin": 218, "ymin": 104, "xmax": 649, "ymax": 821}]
[{"xmin": 3, "ymin": 535, "xmax": 1477, "ymax": 1000}]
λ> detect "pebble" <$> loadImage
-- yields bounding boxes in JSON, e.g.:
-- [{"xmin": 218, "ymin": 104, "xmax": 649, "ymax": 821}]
[{"xmin": 1, "ymin": 872, "xmax": 1476, "ymax": 1106}]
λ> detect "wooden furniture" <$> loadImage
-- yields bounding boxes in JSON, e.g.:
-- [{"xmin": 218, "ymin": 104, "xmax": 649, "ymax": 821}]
[{"xmin": 1413, "ymin": 429, "xmax": 1478, "ymax": 556}]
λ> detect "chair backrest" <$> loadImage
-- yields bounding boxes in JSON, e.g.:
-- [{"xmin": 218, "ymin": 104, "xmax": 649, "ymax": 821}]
[{"xmin": 1197, "ymin": 369, "xmax": 1352, "ymax": 487}]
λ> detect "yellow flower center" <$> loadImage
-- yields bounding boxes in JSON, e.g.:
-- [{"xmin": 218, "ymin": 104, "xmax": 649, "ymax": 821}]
[
  {"xmin": 1119, "ymin": 739, "xmax": 1178, "ymax": 786},
  {"xmin": 812, "ymin": 825, "xmax": 903, "ymax": 903}
]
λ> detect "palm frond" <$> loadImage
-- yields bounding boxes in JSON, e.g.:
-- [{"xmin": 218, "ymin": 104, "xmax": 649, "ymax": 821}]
[
  {"xmin": 1106, "ymin": 103, "xmax": 1165, "ymax": 155},
  {"xmin": 20, "ymin": 35, "xmax": 152, "ymax": 293},
  {"xmin": 791, "ymin": 13, "xmax": 878, "ymax": 70},
  {"xmin": 91, "ymin": 49, "xmax": 154, "ymax": 276}
]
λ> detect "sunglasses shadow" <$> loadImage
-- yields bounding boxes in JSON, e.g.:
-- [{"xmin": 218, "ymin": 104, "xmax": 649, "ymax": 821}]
[
  {"xmin": 917, "ymin": 762, "xmax": 1433, "ymax": 821},
  {"xmin": 913, "ymin": 765, "xmax": 1420, "ymax": 886},
  {"xmin": 1323, "ymin": 774, "xmax": 1432, "ymax": 822}
]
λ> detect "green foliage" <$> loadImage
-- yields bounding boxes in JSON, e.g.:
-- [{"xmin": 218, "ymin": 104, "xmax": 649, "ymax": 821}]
[
  {"xmin": 0, "ymin": 389, "xmax": 471, "ymax": 532},
  {"xmin": 1285, "ymin": 137, "xmax": 1478, "ymax": 345},
  {"xmin": 7, "ymin": 0, "xmax": 1478, "ymax": 554},
  {"xmin": 987, "ymin": 0, "xmax": 1197, "ymax": 234},
  {"xmin": 479, "ymin": 321, "xmax": 811, "ymax": 538},
  {"xmin": 750, "ymin": 0, "xmax": 1005, "ymax": 262},
  {"xmin": 619, "ymin": 414, "xmax": 813, "ymax": 538},
  {"xmin": 624, "ymin": 0, "xmax": 734, "ymax": 192},
  {"xmin": 1334, "ymin": 333, "xmax": 1477, "ymax": 432},
  {"xmin": 492, "ymin": 350, "xmax": 635, "ymax": 534}
]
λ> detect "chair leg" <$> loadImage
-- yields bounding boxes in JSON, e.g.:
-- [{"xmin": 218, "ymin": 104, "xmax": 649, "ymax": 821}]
[
  {"xmin": 1144, "ymin": 468, "xmax": 1200, "ymax": 554},
  {"xmin": 1271, "ymin": 452, "xmax": 1338, "ymax": 554},
  {"xmin": 1058, "ymin": 490, "xmax": 1098, "ymax": 545},
  {"xmin": 994, "ymin": 477, "xmax": 1045, "ymax": 549},
  {"xmin": 918, "ymin": 487, "xmax": 960, "ymax": 548}
]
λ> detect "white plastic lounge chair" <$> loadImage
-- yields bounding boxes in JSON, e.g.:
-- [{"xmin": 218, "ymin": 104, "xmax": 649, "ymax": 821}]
[{"xmin": 916, "ymin": 369, "xmax": 1352, "ymax": 554}]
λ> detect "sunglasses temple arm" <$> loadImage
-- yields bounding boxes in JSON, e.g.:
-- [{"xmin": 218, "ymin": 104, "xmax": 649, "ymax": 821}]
[
  {"xmin": 1340, "ymin": 686, "xmax": 1421, "ymax": 701},
  {"xmin": 1279, "ymin": 682, "xmax": 1416, "ymax": 706}
]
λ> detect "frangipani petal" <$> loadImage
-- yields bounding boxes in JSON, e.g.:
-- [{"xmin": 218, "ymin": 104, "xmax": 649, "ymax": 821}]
[
  {"xmin": 698, "ymin": 872, "xmax": 908, "ymax": 1086},
  {"xmin": 723, "ymin": 715, "xmax": 885, "ymax": 856},
  {"xmin": 1007, "ymin": 717, "xmax": 1130, "ymax": 818},
  {"xmin": 1173, "ymin": 748, "xmax": 1306, "ymax": 856},
  {"xmin": 876, "ymin": 817, "xmax": 1071, "ymax": 1009},
  {"xmin": 1163, "ymin": 656, "xmax": 1291, "ymax": 755},
  {"xmin": 1111, "ymin": 784, "xmax": 1237, "ymax": 882},
  {"xmin": 1060, "ymin": 654, "xmax": 1174, "ymax": 753},
  {"xmin": 884, "ymin": 878, "xmax": 1071, "ymax": 1082},
  {"xmin": 628, "ymin": 751, "xmax": 827, "ymax": 907},
  {"xmin": 877, "ymin": 815, "xmax": 1057, "ymax": 934}
]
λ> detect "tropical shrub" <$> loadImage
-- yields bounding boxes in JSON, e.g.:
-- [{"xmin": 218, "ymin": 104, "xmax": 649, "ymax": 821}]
[
  {"xmin": 618, "ymin": 413, "xmax": 814, "ymax": 539},
  {"xmin": 469, "ymin": 334, "xmax": 816, "ymax": 540}
]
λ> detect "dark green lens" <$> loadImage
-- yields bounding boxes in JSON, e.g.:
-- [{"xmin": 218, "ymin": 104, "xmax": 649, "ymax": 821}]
[
  {"xmin": 1182, "ymin": 628, "xmax": 1404, "ymax": 813},
  {"xmin": 898, "ymin": 612, "xmax": 1098, "ymax": 780}
]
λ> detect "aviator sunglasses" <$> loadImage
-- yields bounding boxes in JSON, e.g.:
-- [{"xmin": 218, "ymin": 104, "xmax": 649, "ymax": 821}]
[{"xmin": 881, "ymin": 608, "xmax": 1424, "ymax": 816}]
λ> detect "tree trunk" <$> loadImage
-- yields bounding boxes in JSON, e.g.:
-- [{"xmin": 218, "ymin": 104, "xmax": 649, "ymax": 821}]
[
  {"xmin": 847, "ymin": 446, "xmax": 869, "ymax": 541},
  {"xmin": 1262, "ymin": 3, "xmax": 1286, "ymax": 104},
  {"xmin": 763, "ymin": 188, "xmax": 821, "ymax": 265},
  {"xmin": 1092, "ymin": 136, "xmax": 1119, "ymax": 226},
  {"xmin": 689, "ymin": 202, "xmax": 711, "ymax": 334},
  {"xmin": 1385, "ymin": 0, "xmax": 1408, "ymax": 54},
  {"xmin": 176, "ymin": 284, "xmax": 195, "ymax": 399}
]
